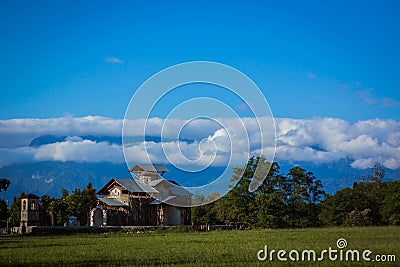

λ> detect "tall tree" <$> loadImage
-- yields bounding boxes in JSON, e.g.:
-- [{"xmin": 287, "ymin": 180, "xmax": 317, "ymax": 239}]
[
  {"xmin": 381, "ymin": 181, "xmax": 400, "ymax": 225},
  {"xmin": 225, "ymin": 156, "xmax": 258, "ymax": 225},
  {"xmin": 319, "ymin": 163, "xmax": 398, "ymax": 227},
  {"xmin": 0, "ymin": 178, "xmax": 10, "ymax": 192},
  {"xmin": 39, "ymin": 195, "xmax": 52, "ymax": 226},
  {"xmin": 0, "ymin": 199, "xmax": 8, "ymax": 227},
  {"xmin": 253, "ymin": 161, "xmax": 286, "ymax": 228},
  {"xmin": 286, "ymin": 166, "xmax": 324, "ymax": 227},
  {"xmin": 81, "ymin": 182, "xmax": 97, "ymax": 225},
  {"xmin": 0, "ymin": 178, "xmax": 10, "ymax": 226},
  {"xmin": 8, "ymin": 192, "xmax": 24, "ymax": 227}
]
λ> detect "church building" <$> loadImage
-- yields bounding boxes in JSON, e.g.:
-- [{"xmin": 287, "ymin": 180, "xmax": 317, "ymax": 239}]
[{"xmin": 89, "ymin": 164, "xmax": 192, "ymax": 227}]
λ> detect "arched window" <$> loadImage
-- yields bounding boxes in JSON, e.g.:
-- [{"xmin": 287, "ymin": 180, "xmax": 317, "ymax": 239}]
[{"xmin": 22, "ymin": 200, "xmax": 26, "ymax": 211}]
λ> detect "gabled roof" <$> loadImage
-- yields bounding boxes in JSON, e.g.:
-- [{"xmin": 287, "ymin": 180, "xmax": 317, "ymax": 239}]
[
  {"xmin": 115, "ymin": 178, "xmax": 159, "ymax": 193},
  {"xmin": 129, "ymin": 164, "xmax": 169, "ymax": 173},
  {"xmin": 98, "ymin": 178, "xmax": 159, "ymax": 195},
  {"xmin": 148, "ymin": 179, "xmax": 192, "ymax": 196}
]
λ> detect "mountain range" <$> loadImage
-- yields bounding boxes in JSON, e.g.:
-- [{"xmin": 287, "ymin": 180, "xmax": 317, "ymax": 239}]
[{"xmin": 0, "ymin": 135, "xmax": 399, "ymax": 203}]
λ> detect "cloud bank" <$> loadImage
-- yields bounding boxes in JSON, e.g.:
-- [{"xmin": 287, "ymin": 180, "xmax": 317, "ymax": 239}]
[
  {"xmin": 0, "ymin": 116, "xmax": 399, "ymax": 170},
  {"xmin": 0, "ymin": 116, "xmax": 122, "ymax": 148}
]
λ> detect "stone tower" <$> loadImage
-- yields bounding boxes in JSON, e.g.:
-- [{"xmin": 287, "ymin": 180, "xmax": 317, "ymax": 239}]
[{"xmin": 20, "ymin": 193, "xmax": 40, "ymax": 232}]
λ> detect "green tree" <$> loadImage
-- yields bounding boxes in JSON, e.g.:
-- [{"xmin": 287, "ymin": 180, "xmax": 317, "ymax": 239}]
[
  {"xmin": 65, "ymin": 189, "xmax": 83, "ymax": 223},
  {"xmin": 352, "ymin": 163, "xmax": 387, "ymax": 225},
  {"xmin": 34, "ymin": 183, "xmax": 97, "ymax": 227},
  {"xmin": 309, "ymin": 179, "xmax": 325, "ymax": 226},
  {"xmin": 191, "ymin": 192, "xmax": 223, "ymax": 225},
  {"xmin": 0, "ymin": 178, "xmax": 10, "ymax": 227},
  {"xmin": 63, "ymin": 183, "xmax": 97, "ymax": 226},
  {"xmin": 318, "ymin": 193, "xmax": 335, "ymax": 226},
  {"xmin": 191, "ymin": 194, "xmax": 206, "ymax": 224},
  {"xmin": 285, "ymin": 166, "xmax": 322, "ymax": 227},
  {"xmin": 8, "ymin": 192, "xmax": 24, "ymax": 227},
  {"xmin": 319, "ymin": 163, "xmax": 393, "ymax": 227},
  {"xmin": 39, "ymin": 195, "xmax": 52, "ymax": 226},
  {"xmin": 0, "ymin": 199, "xmax": 8, "ymax": 227},
  {"xmin": 319, "ymin": 188, "xmax": 354, "ymax": 226},
  {"xmin": 253, "ymin": 161, "xmax": 287, "ymax": 228},
  {"xmin": 381, "ymin": 181, "xmax": 400, "ymax": 225},
  {"xmin": 212, "ymin": 196, "xmax": 230, "ymax": 224},
  {"xmin": 48, "ymin": 189, "xmax": 69, "ymax": 226},
  {"xmin": 224, "ymin": 156, "xmax": 258, "ymax": 225},
  {"xmin": 0, "ymin": 178, "xmax": 10, "ymax": 192},
  {"xmin": 81, "ymin": 182, "xmax": 97, "ymax": 225}
]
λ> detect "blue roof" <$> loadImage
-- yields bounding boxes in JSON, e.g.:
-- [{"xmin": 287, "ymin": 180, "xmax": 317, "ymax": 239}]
[
  {"xmin": 129, "ymin": 164, "xmax": 169, "ymax": 172},
  {"xmin": 114, "ymin": 178, "xmax": 159, "ymax": 194},
  {"xmin": 98, "ymin": 197, "xmax": 128, "ymax": 207},
  {"xmin": 148, "ymin": 196, "xmax": 176, "ymax": 205},
  {"xmin": 149, "ymin": 179, "xmax": 192, "ymax": 196}
]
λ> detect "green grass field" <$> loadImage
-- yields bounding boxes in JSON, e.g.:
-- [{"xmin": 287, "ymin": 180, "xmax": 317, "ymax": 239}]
[{"xmin": 0, "ymin": 227, "xmax": 399, "ymax": 266}]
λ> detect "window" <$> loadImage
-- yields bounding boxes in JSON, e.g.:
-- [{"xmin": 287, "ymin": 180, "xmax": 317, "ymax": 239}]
[
  {"xmin": 111, "ymin": 188, "xmax": 121, "ymax": 198},
  {"xmin": 31, "ymin": 201, "xmax": 36, "ymax": 211},
  {"xmin": 22, "ymin": 200, "xmax": 26, "ymax": 211}
]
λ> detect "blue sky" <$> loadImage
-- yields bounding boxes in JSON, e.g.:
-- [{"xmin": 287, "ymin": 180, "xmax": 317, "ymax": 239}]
[
  {"xmin": 0, "ymin": 0, "xmax": 400, "ymax": 181},
  {"xmin": 1, "ymin": 1, "xmax": 399, "ymax": 121}
]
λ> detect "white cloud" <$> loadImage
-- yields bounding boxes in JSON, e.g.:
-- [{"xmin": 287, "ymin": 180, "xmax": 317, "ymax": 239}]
[
  {"xmin": 1, "ymin": 116, "xmax": 400, "ymax": 170},
  {"xmin": 105, "ymin": 57, "xmax": 124, "ymax": 64},
  {"xmin": 33, "ymin": 140, "xmax": 124, "ymax": 163},
  {"xmin": 351, "ymin": 158, "xmax": 374, "ymax": 169},
  {"xmin": 0, "ymin": 116, "xmax": 122, "ymax": 148},
  {"xmin": 273, "ymin": 117, "xmax": 400, "ymax": 170}
]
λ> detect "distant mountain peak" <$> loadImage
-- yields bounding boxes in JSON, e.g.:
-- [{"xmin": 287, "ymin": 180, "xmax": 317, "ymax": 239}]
[{"xmin": 28, "ymin": 135, "xmax": 195, "ymax": 147}]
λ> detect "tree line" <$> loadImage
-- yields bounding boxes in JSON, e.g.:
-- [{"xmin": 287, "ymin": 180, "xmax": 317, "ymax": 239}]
[
  {"xmin": 191, "ymin": 157, "xmax": 400, "ymax": 228},
  {"xmin": 1, "ymin": 157, "xmax": 399, "ymax": 228},
  {"xmin": 1, "ymin": 183, "xmax": 96, "ymax": 227}
]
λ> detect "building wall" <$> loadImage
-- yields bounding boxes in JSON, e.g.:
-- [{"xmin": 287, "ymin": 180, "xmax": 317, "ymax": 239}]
[
  {"xmin": 137, "ymin": 171, "xmax": 159, "ymax": 182},
  {"xmin": 105, "ymin": 185, "xmax": 129, "ymax": 204}
]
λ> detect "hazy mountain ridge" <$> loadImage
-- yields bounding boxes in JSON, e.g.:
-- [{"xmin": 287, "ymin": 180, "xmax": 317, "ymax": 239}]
[
  {"xmin": 0, "ymin": 161, "xmax": 129, "ymax": 202},
  {"xmin": 0, "ymin": 135, "xmax": 399, "ymax": 203},
  {"xmin": 1, "ymin": 160, "xmax": 399, "ymax": 203},
  {"xmin": 29, "ymin": 135, "xmax": 123, "ymax": 146},
  {"xmin": 29, "ymin": 135, "xmax": 195, "ymax": 147}
]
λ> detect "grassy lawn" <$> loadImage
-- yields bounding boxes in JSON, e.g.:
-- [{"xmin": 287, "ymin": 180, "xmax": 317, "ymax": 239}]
[{"xmin": 0, "ymin": 226, "xmax": 399, "ymax": 266}]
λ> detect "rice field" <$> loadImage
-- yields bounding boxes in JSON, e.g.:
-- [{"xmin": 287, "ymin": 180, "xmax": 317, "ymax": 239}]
[{"xmin": 0, "ymin": 226, "xmax": 399, "ymax": 266}]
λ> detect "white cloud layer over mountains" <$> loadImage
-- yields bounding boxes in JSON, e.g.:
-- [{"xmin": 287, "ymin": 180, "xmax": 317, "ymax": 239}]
[{"xmin": 0, "ymin": 116, "xmax": 399, "ymax": 170}]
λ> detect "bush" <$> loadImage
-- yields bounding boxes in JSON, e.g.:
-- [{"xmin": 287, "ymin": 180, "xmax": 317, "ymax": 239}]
[
  {"xmin": 346, "ymin": 209, "xmax": 372, "ymax": 226},
  {"xmin": 388, "ymin": 214, "xmax": 400, "ymax": 226}
]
